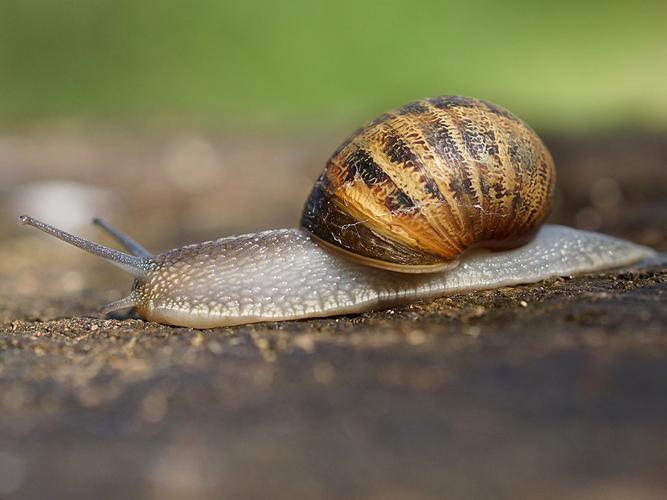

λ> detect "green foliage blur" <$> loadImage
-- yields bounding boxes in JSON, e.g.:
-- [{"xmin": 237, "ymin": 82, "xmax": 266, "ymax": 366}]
[{"xmin": 1, "ymin": 0, "xmax": 666, "ymax": 131}]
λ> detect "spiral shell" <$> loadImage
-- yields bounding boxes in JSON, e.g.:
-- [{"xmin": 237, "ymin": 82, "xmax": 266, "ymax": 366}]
[{"xmin": 300, "ymin": 96, "xmax": 556, "ymax": 273}]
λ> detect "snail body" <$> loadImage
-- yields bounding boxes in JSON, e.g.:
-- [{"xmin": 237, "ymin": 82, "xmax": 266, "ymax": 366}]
[
  {"xmin": 19, "ymin": 96, "xmax": 656, "ymax": 328},
  {"xmin": 119, "ymin": 225, "xmax": 653, "ymax": 328}
]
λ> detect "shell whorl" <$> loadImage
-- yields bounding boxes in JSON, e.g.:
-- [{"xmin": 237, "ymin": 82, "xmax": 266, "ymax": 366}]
[{"xmin": 301, "ymin": 96, "xmax": 556, "ymax": 272}]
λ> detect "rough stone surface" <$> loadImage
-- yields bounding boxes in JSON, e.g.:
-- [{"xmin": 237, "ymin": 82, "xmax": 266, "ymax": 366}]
[{"xmin": 0, "ymin": 131, "xmax": 665, "ymax": 499}]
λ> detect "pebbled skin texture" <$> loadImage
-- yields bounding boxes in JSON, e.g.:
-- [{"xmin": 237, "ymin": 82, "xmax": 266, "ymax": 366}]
[{"xmin": 132, "ymin": 225, "xmax": 655, "ymax": 328}]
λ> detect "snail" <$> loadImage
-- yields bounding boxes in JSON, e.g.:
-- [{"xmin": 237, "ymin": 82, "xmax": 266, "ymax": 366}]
[{"xmin": 19, "ymin": 96, "xmax": 656, "ymax": 328}]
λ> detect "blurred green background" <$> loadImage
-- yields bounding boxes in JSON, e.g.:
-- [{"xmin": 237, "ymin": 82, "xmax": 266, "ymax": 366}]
[{"xmin": 1, "ymin": 0, "xmax": 666, "ymax": 132}]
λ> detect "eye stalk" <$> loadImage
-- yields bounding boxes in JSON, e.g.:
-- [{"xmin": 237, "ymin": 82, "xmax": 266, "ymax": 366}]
[{"xmin": 18, "ymin": 215, "xmax": 151, "ymax": 276}]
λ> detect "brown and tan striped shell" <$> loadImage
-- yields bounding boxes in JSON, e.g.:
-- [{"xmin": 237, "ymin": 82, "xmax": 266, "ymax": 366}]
[{"xmin": 300, "ymin": 96, "xmax": 555, "ymax": 273}]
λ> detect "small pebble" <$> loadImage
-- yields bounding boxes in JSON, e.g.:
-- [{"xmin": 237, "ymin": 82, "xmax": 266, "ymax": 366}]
[
  {"xmin": 313, "ymin": 361, "xmax": 335, "ymax": 384},
  {"xmin": 464, "ymin": 326, "xmax": 481, "ymax": 338},
  {"xmin": 406, "ymin": 330, "xmax": 427, "ymax": 345},
  {"xmin": 208, "ymin": 341, "xmax": 223, "ymax": 354}
]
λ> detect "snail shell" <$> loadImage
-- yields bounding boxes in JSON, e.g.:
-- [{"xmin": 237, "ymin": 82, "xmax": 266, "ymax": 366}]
[{"xmin": 301, "ymin": 96, "xmax": 555, "ymax": 272}]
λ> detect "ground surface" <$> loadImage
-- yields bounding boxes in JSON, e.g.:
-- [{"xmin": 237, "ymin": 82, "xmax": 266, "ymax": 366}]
[{"xmin": 0, "ymin": 130, "xmax": 665, "ymax": 499}]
